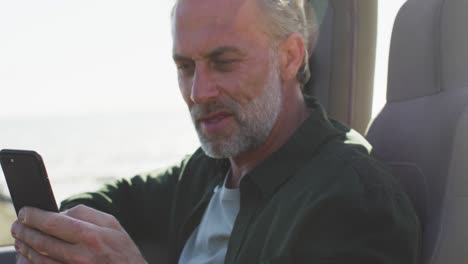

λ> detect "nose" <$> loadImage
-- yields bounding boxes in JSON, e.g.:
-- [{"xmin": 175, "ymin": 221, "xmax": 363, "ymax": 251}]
[{"xmin": 190, "ymin": 63, "xmax": 219, "ymax": 104}]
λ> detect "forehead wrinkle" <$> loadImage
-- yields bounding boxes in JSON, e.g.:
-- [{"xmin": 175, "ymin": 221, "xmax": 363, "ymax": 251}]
[
  {"xmin": 174, "ymin": 0, "xmax": 270, "ymax": 36},
  {"xmin": 173, "ymin": 0, "xmax": 272, "ymax": 59},
  {"xmin": 173, "ymin": 46, "xmax": 247, "ymax": 64},
  {"xmin": 205, "ymin": 46, "xmax": 247, "ymax": 58},
  {"xmin": 174, "ymin": 0, "xmax": 244, "ymax": 30},
  {"xmin": 172, "ymin": 1, "xmax": 241, "ymax": 57}
]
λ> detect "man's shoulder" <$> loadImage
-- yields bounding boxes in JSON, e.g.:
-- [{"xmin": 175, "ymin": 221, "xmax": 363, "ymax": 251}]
[{"xmin": 293, "ymin": 135, "xmax": 405, "ymax": 203}]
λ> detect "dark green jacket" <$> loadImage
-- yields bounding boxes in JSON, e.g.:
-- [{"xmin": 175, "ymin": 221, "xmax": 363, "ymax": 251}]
[{"xmin": 61, "ymin": 99, "xmax": 421, "ymax": 264}]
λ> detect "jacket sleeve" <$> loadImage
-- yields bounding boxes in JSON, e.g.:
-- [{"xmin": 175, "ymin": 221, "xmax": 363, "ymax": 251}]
[
  {"xmin": 59, "ymin": 156, "xmax": 190, "ymax": 243},
  {"xmin": 293, "ymin": 161, "xmax": 421, "ymax": 264}
]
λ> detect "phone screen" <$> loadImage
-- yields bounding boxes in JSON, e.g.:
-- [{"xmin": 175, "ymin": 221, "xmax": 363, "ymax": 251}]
[{"xmin": 0, "ymin": 149, "xmax": 58, "ymax": 215}]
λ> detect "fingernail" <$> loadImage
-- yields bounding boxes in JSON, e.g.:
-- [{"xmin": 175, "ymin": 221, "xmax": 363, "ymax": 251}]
[
  {"xmin": 18, "ymin": 209, "xmax": 25, "ymax": 223},
  {"xmin": 10, "ymin": 222, "xmax": 17, "ymax": 237},
  {"xmin": 14, "ymin": 240, "xmax": 23, "ymax": 253}
]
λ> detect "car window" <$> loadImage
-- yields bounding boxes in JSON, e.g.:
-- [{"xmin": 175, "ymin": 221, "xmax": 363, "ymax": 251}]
[{"xmin": 373, "ymin": 0, "xmax": 407, "ymax": 117}]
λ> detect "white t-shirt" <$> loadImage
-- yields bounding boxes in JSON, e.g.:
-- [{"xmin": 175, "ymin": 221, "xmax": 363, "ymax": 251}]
[{"xmin": 178, "ymin": 178, "xmax": 240, "ymax": 264}]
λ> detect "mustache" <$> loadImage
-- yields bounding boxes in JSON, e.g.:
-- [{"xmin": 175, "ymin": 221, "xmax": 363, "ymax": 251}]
[{"xmin": 190, "ymin": 98, "xmax": 240, "ymax": 121}]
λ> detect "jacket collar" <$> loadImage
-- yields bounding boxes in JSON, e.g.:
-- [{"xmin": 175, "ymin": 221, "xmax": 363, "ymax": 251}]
[{"xmin": 239, "ymin": 96, "xmax": 344, "ymax": 199}]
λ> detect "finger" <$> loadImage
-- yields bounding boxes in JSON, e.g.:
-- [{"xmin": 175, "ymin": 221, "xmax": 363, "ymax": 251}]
[
  {"xmin": 63, "ymin": 205, "xmax": 124, "ymax": 231},
  {"xmin": 15, "ymin": 239, "xmax": 62, "ymax": 264},
  {"xmin": 12, "ymin": 222, "xmax": 75, "ymax": 263},
  {"xmin": 18, "ymin": 207, "xmax": 93, "ymax": 243}
]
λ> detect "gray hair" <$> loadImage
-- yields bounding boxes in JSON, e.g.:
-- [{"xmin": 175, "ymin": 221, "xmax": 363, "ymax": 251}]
[
  {"xmin": 257, "ymin": 0, "xmax": 319, "ymax": 86},
  {"xmin": 171, "ymin": 0, "xmax": 319, "ymax": 86}
]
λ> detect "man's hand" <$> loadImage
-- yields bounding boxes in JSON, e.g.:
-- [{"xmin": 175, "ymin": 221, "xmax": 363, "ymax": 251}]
[{"xmin": 10, "ymin": 205, "xmax": 147, "ymax": 264}]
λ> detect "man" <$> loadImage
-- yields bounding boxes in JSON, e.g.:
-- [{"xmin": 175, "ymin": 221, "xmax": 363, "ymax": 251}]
[{"xmin": 11, "ymin": 0, "xmax": 421, "ymax": 263}]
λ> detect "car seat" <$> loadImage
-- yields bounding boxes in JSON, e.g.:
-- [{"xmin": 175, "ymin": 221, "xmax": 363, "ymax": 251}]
[{"xmin": 366, "ymin": 0, "xmax": 468, "ymax": 263}]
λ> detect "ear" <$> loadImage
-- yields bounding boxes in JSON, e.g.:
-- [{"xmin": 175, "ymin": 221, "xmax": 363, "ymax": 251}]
[{"xmin": 278, "ymin": 33, "xmax": 306, "ymax": 81}]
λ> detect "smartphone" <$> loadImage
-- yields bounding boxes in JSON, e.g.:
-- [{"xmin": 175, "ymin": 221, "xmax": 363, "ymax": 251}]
[{"xmin": 0, "ymin": 149, "xmax": 58, "ymax": 215}]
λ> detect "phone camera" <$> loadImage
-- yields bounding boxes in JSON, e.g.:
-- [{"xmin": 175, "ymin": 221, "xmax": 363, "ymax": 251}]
[{"xmin": 10, "ymin": 158, "xmax": 14, "ymax": 163}]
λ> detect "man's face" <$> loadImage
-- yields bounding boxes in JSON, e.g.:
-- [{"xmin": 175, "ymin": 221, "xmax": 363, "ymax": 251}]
[{"xmin": 172, "ymin": 0, "xmax": 283, "ymax": 158}]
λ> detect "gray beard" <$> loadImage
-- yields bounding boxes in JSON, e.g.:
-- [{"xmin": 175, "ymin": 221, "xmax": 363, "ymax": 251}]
[{"xmin": 191, "ymin": 64, "xmax": 282, "ymax": 159}]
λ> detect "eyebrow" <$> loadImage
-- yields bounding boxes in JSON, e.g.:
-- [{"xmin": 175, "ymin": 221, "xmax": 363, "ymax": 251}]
[
  {"xmin": 206, "ymin": 46, "xmax": 246, "ymax": 58},
  {"xmin": 173, "ymin": 46, "xmax": 247, "ymax": 62}
]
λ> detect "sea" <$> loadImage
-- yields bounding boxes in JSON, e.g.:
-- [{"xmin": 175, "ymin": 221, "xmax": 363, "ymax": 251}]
[{"xmin": 0, "ymin": 111, "xmax": 200, "ymax": 205}]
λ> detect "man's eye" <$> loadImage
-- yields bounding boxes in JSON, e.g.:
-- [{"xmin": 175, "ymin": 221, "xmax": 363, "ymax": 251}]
[
  {"xmin": 176, "ymin": 63, "xmax": 191, "ymax": 70},
  {"xmin": 213, "ymin": 59, "xmax": 237, "ymax": 71},
  {"xmin": 215, "ymin": 59, "xmax": 235, "ymax": 65},
  {"xmin": 176, "ymin": 63, "xmax": 194, "ymax": 74}
]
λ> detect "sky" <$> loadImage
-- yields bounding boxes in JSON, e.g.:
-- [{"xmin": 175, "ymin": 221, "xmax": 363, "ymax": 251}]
[
  {"xmin": 0, "ymin": 0, "xmax": 406, "ymax": 118},
  {"xmin": 0, "ymin": 0, "xmax": 181, "ymax": 118}
]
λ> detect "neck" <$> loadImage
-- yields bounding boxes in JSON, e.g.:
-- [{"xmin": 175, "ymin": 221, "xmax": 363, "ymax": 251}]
[{"xmin": 226, "ymin": 91, "xmax": 309, "ymax": 189}]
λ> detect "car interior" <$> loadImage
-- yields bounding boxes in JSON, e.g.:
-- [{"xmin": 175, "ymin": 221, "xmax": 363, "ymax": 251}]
[{"xmin": 0, "ymin": 0, "xmax": 466, "ymax": 263}]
